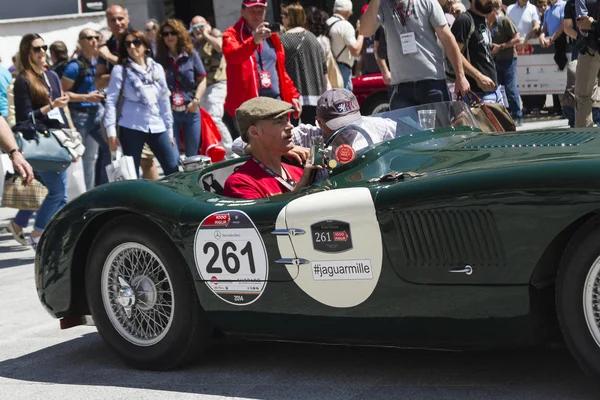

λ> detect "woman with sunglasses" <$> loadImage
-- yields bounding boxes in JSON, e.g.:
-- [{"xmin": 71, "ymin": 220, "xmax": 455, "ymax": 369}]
[
  {"xmin": 155, "ymin": 19, "xmax": 207, "ymax": 157},
  {"xmin": 103, "ymin": 30, "xmax": 179, "ymax": 177},
  {"xmin": 11, "ymin": 33, "xmax": 75, "ymax": 248}
]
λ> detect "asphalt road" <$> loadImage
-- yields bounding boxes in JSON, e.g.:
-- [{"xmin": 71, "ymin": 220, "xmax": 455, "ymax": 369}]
[{"xmin": 1, "ymin": 118, "xmax": 599, "ymax": 400}]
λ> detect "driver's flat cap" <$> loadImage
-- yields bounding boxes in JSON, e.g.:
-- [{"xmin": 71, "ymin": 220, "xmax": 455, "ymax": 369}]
[{"xmin": 236, "ymin": 97, "xmax": 294, "ymax": 142}]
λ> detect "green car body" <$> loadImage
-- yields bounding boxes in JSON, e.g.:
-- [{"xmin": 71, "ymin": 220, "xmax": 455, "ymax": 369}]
[{"xmin": 34, "ymin": 124, "xmax": 600, "ymax": 372}]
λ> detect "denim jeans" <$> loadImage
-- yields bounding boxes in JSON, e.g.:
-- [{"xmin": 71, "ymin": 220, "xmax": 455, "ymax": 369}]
[
  {"xmin": 14, "ymin": 210, "xmax": 34, "ymax": 229},
  {"xmin": 173, "ymin": 110, "xmax": 201, "ymax": 157},
  {"xmin": 337, "ymin": 63, "xmax": 353, "ymax": 91},
  {"xmin": 390, "ymin": 79, "xmax": 450, "ymax": 110},
  {"xmin": 495, "ymin": 58, "xmax": 523, "ymax": 119},
  {"xmin": 118, "ymin": 127, "xmax": 179, "ymax": 178},
  {"xmin": 71, "ymin": 108, "xmax": 110, "ymax": 189}
]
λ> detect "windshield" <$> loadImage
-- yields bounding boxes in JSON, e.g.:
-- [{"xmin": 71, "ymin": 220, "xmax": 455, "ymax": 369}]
[{"xmin": 324, "ymin": 101, "xmax": 479, "ymax": 168}]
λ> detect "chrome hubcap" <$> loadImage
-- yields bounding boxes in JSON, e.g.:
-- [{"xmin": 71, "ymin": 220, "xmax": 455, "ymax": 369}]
[
  {"xmin": 584, "ymin": 256, "xmax": 600, "ymax": 348},
  {"xmin": 101, "ymin": 243, "xmax": 174, "ymax": 346}
]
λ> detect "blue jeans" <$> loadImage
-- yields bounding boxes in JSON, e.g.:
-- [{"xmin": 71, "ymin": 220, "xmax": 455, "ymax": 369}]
[
  {"xmin": 173, "ymin": 110, "xmax": 202, "ymax": 157},
  {"xmin": 13, "ymin": 171, "xmax": 68, "ymax": 231},
  {"xmin": 390, "ymin": 79, "xmax": 450, "ymax": 110},
  {"xmin": 563, "ymin": 106, "xmax": 600, "ymax": 127},
  {"xmin": 495, "ymin": 58, "xmax": 522, "ymax": 119},
  {"xmin": 337, "ymin": 63, "xmax": 353, "ymax": 91},
  {"xmin": 118, "ymin": 127, "xmax": 179, "ymax": 178},
  {"xmin": 71, "ymin": 108, "xmax": 110, "ymax": 189}
]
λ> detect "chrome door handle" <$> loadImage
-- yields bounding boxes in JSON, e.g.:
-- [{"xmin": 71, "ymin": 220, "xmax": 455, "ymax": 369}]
[
  {"xmin": 275, "ymin": 258, "xmax": 310, "ymax": 266},
  {"xmin": 271, "ymin": 228, "xmax": 306, "ymax": 236},
  {"xmin": 449, "ymin": 265, "xmax": 473, "ymax": 275}
]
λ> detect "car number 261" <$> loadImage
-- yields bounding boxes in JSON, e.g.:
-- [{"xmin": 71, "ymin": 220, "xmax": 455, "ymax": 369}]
[{"xmin": 194, "ymin": 210, "xmax": 269, "ymax": 306}]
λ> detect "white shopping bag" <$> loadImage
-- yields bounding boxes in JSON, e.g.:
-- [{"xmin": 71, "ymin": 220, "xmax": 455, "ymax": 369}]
[
  {"xmin": 0, "ymin": 154, "xmax": 15, "ymax": 201},
  {"xmin": 105, "ymin": 148, "xmax": 137, "ymax": 182},
  {"xmin": 66, "ymin": 160, "xmax": 87, "ymax": 201}
]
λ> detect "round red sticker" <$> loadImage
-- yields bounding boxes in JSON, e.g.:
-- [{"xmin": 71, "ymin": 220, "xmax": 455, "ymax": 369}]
[{"xmin": 335, "ymin": 145, "xmax": 355, "ymax": 164}]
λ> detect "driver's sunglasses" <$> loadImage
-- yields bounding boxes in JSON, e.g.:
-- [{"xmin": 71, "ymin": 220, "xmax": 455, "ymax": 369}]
[
  {"xmin": 124, "ymin": 38, "xmax": 143, "ymax": 48},
  {"xmin": 32, "ymin": 45, "xmax": 48, "ymax": 53},
  {"xmin": 81, "ymin": 35, "xmax": 100, "ymax": 41}
]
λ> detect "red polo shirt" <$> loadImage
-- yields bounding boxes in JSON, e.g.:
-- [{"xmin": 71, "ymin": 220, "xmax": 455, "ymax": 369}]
[{"xmin": 223, "ymin": 159, "xmax": 303, "ymax": 199}]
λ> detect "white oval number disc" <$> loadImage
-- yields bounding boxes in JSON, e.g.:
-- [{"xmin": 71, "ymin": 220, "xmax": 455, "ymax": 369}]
[{"xmin": 194, "ymin": 210, "xmax": 268, "ymax": 306}]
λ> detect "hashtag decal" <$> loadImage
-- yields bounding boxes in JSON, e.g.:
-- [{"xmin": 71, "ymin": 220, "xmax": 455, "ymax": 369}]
[{"xmin": 313, "ymin": 264, "xmax": 320, "ymax": 276}]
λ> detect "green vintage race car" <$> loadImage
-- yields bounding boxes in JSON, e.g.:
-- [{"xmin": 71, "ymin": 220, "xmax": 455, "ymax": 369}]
[{"xmin": 35, "ymin": 102, "xmax": 600, "ymax": 378}]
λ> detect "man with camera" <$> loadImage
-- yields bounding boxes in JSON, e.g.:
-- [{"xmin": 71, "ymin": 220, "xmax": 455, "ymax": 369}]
[
  {"xmin": 574, "ymin": 9, "xmax": 600, "ymax": 126},
  {"xmin": 61, "ymin": 28, "xmax": 111, "ymax": 189},
  {"xmin": 222, "ymin": 0, "xmax": 301, "ymax": 140}
]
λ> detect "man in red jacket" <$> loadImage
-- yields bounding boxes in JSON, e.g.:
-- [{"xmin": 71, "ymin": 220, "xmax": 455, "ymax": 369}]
[{"xmin": 223, "ymin": 0, "xmax": 301, "ymax": 140}]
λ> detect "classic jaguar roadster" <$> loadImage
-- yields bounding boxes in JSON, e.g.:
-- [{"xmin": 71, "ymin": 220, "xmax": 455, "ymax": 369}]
[{"xmin": 36, "ymin": 102, "xmax": 600, "ymax": 379}]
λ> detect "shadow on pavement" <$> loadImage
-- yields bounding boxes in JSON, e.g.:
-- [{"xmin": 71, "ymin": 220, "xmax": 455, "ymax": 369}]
[
  {"xmin": 0, "ymin": 257, "xmax": 34, "ymax": 269},
  {"xmin": 0, "ymin": 332, "xmax": 597, "ymax": 399}
]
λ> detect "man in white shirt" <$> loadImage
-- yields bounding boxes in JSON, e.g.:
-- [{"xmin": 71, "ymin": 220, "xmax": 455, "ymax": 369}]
[
  {"xmin": 507, "ymin": 0, "xmax": 541, "ymax": 40},
  {"xmin": 232, "ymin": 89, "xmax": 396, "ymax": 160},
  {"xmin": 327, "ymin": 0, "xmax": 365, "ymax": 90}
]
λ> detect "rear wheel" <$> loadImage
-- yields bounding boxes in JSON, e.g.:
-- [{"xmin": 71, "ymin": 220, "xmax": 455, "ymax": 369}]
[
  {"xmin": 86, "ymin": 216, "xmax": 212, "ymax": 370},
  {"xmin": 557, "ymin": 219, "xmax": 600, "ymax": 379}
]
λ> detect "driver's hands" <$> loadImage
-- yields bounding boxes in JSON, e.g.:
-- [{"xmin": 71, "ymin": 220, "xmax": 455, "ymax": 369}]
[
  {"xmin": 294, "ymin": 157, "xmax": 323, "ymax": 192},
  {"xmin": 284, "ymin": 145, "xmax": 310, "ymax": 165}
]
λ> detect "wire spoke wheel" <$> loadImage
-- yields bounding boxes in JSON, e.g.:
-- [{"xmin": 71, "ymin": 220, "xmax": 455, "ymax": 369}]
[
  {"xmin": 584, "ymin": 256, "xmax": 600, "ymax": 349},
  {"xmin": 101, "ymin": 242, "xmax": 175, "ymax": 347}
]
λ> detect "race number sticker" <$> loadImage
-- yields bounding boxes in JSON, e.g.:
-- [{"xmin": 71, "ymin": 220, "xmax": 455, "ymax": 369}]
[
  {"xmin": 194, "ymin": 210, "xmax": 268, "ymax": 306},
  {"xmin": 311, "ymin": 220, "xmax": 353, "ymax": 253}
]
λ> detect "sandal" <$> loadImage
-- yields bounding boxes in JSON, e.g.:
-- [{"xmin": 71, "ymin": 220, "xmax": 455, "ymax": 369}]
[{"xmin": 8, "ymin": 221, "xmax": 28, "ymax": 246}]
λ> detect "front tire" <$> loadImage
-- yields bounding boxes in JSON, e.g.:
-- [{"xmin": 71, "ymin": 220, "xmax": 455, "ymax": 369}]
[
  {"xmin": 557, "ymin": 219, "xmax": 600, "ymax": 379},
  {"xmin": 86, "ymin": 216, "xmax": 212, "ymax": 370}
]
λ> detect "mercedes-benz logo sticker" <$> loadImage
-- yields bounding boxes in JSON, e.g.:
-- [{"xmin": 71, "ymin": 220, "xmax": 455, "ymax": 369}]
[{"xmin": 214, "ymin": 231, "xmax": 222, "ymax": 240}]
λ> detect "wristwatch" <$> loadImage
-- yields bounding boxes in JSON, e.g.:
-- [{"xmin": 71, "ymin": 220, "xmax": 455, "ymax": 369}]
[
  {"xmin": 500, "ymin": 43, "xmax": 505, "ymax": 50},
  {"xmin": 8, "ymin": 148, "xmax": 22, "ymax": 159}
]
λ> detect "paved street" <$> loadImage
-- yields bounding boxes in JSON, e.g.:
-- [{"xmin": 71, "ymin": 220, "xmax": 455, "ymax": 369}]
[{"xmin": 1, "ymin": 118, "xmax": 598, "ymax": 400}]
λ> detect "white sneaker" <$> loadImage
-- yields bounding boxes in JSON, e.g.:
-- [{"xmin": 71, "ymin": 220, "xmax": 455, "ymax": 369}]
[
  {"xmin": 28, "ymin": 234, "xmax": 40, "ymax": 251},
  {"xmin": 8, "ymin": 221, "xmax": 28, "ymax": 246}
]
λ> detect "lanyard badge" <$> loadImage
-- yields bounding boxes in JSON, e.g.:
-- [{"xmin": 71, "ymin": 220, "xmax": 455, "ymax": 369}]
[{"xmin": 252, "ymin": 156, "xmax": 296, "ymax": 191}]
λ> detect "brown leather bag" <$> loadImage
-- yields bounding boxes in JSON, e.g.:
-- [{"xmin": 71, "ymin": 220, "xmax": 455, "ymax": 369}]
[{"xmin": 466, "ymin": 91, "xmax": 516, "ymax": 132}]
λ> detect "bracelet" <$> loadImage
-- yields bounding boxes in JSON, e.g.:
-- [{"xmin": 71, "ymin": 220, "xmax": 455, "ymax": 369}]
[{"xmin": 8, "ymin": 148, "xmax": 22, "ymax": 159}]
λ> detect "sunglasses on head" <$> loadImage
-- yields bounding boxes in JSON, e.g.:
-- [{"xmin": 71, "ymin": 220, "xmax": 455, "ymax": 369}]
[
  {"xmin": 161, "ymin": 30, "xmax": 177, "ymax": 37},
  {"xmin": 124, "ymin": 38, "xmax": 143, "ymax": 48},
  {"xmin": 81, "ymin": 35, "xmax": 100, "ymax": 41},
  {"xmin": 32, "ymin": 45, "xmax": 48, "ymax": 53}
]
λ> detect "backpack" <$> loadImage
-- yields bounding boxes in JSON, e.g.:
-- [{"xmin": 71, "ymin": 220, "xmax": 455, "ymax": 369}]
[
  {"xmin": 50, "ymin": 60, "xmax": 69, "ymax": 79},
  {"xmin": 445, "ymin": 12, "xmax": 475, "ymax": 82},
  {"xmin": 64, "ymin": 59, "xmax": 91, "ymax": 93},
  {"xmin": 327, "ymin": 17, "xmax": 348, "ymax": 63}
]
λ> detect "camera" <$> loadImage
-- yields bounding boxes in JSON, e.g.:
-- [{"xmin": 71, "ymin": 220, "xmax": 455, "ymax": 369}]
[{"xmin": 266, "ymin": 22, "xmax": 281, "ymax": 33}]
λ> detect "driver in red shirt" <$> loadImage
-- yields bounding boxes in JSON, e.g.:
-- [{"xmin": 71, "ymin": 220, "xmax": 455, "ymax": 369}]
[{"xmin": 223, "ymin": 97, "xmax": 321, "ymax": 199}]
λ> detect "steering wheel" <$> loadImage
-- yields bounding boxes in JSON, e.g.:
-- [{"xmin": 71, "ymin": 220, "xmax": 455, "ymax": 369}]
[{"xmin": 324, "ymin": 124, "xmax": 374, "ymax": 148}]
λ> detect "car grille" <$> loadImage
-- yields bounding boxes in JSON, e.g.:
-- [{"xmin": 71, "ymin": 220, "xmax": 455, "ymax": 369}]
[
  {"xmin": 391, "ymin": 209, "xmax": 506, "ymax": 268},
  {"xmin": 462, "ymin": 132, "xmax": 595, "ymax": 149}
]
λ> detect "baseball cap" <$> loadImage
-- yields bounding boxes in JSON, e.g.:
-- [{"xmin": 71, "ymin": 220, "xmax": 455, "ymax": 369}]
[
  {"xmin": 242, "ymin": 0, "xmax": 267, "ymax": 7},
  {"xmin": 334, "ymin": 0, "xmax": 353, "ymax": 12},
  {"xmin": 236, "ymin": 97, "xmax": 293, "ymax": 142},
  {"xmin": 317, "ymin": 89, "xmax": 362, "ymax": 131}
]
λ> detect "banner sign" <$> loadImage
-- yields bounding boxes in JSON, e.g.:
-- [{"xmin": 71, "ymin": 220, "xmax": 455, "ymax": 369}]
[
  {"xmin": 1, "ymin": 0, "xmax": 106, "ymax": 21},
  {"xmin": 516, "ymin": 40, "xmax": 571, "ymax": 95}
]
